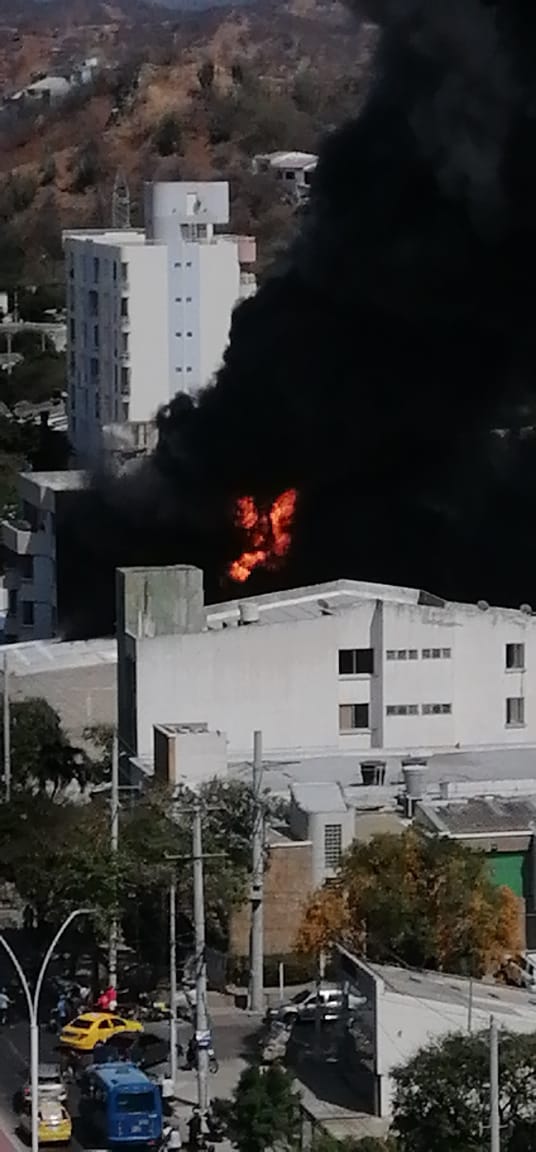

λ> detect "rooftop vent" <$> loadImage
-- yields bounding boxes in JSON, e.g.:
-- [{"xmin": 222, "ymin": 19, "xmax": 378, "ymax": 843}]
[
  {"xmin": 360, "ymin": 760, "xmax": 386, "ymax": 786},
  {"xmin": 520, "ymin": 603, "xmax": 533, "ymax": 615},
  {"xmin": 401, "ymin": 758, "xmax": 428, "ymax": 817},
  {"xmin": 239, "ymin": 601, "xmax": 260, "ymax": 625},
  {"xmin": 477, "ymin": 599, "xmax": 490, "ymax": 611}
]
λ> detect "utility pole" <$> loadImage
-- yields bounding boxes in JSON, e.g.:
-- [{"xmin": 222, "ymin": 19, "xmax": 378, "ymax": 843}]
[
  {"xmin": 490, "ymin": 1016, "xmax": 500, "ymax": 1152},
  {"xmin": 3, "ymin": 652, "xmax": 10, "ymax": 803},
  {"xmin": 467, "ymin": 977, "xmax": 473, "ymax": 1033},
  {"xmin": 193, "ymin": 803, "xmax": 209, "ymax": 1118},
  {"xmin": 109, "ymin": 735, "xmax": 119, "ymax": 991},
  {"xmin": 169, "ymin": 874, "xmax": 178, "ymax": 1088},
  {"xmin": 249, "ymin": 730, "xmax": 264, "ymax": 1013}
]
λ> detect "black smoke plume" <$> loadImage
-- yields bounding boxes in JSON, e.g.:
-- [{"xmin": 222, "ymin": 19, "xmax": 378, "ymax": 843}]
[{"xmin": 62, "ymin": 0, "xmax": 536, "ymax": 637}]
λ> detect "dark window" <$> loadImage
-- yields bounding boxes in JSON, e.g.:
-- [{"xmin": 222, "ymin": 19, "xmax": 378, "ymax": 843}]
[
  {"xmin": 120, "ymin": 296, "xmax": 129, "ymax": 319},
  {"xmin": 339, "ymin": 703, "xmax": 369, "ymax": 731},
  {"xmin": 421, "ymin": 703, "xmax": 452, "ymax": 715},
  {"xmin": 21, "ymin": 555, "xmax": 33, "ymax": 579},
  {"xmin": 338, "ymin": 649, "xmax": 374, "ymax": 675},
  {"xmin": 506, "ymin": 643, "xmax": 525, "ymax": 670},
  {"xmin": 93, "ymin": 256, "xmax": 100, "ymax": 281},
  {"xmin": 8, "ymin": 590, "xmax": 17, "ymax": 614},
  {"xmin": 506, "ymin": 696, "xmax": 524, "ymax": 726},
  {"xmin": 116, "ymin": 1092, "xmax": 155, "ymax": 1113},
  {"xmin": 22, "ymin": 602, "xmax": 34, "ymax": 626}
]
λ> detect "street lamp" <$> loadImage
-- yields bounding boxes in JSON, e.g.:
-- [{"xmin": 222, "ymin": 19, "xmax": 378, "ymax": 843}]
[{"xmin": 0, "ymin": 907, "xmax": 92, "ymax": 1152}]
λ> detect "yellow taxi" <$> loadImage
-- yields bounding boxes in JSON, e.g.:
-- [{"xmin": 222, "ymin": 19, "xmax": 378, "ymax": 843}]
[
  {"xmin": 20, "ymin": 1099, "xmax": 72, "ymax": 1144},
  {"xmin": 59, "ymin": 1010, "xmax": 143, "ymax": 1051}
]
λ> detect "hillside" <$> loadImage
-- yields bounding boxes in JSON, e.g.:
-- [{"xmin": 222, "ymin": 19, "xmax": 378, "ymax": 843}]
[{"xmin": 0, "ymin": 0, "xmax": 374, "ymax": 285}]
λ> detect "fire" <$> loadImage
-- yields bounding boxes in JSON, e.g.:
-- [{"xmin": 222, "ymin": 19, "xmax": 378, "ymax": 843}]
[{"xmin": 228, "ymin": 489, "xmax": 297, "ymax": 583}]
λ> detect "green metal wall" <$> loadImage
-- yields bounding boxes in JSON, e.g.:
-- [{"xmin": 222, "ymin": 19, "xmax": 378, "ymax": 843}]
[{"xmin": 488, "ymin": 851, "xmax": 526, "ymax": 898}]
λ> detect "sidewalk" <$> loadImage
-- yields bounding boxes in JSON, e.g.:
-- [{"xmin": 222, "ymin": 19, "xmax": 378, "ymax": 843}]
[{"xmin": 167, "ymin": 1059, "xmax": 246, "ymax": 1152}]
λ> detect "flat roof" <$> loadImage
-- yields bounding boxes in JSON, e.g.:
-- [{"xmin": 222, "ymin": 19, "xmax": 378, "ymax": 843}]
[
  {"xmin": 418, "ymin": 795, "xmax": 536, "ymax": 836},
  {"xmin": 291, "ymin": 782, "xmax": 347, "ymax": 813},
  {"xmin": 4, "ymin": 637, "xmax": 116, "ymax": 676},
  {"xmin": 371, "ymin": 963, "xmax": 536, "ymax": 1022},
  {"xmin": 20, "ymin": 470, "xmax": 88, "ymax": 492}
]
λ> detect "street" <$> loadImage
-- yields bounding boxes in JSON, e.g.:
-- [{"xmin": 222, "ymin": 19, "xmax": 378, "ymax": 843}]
[{"xmin": 0, "ymin": 1008, "xmax": 261, "ymax": 1152}]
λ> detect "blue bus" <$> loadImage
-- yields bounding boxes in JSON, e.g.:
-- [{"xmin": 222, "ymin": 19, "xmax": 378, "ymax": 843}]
[{"xmin": 79, "ymin": 1062, "xmax": 162, "ymax": 1147}]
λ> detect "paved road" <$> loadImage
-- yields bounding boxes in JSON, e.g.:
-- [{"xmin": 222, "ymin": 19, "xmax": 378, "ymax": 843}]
[{"xmin": 0, "ymin": 1012, "xmax": 260, "ymax": 1152}]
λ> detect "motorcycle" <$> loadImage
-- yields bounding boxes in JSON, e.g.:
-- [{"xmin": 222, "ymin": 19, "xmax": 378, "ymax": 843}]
[{"xmin": 185, "ymin": 1042, "xmax": 218, "ymax": 1074}]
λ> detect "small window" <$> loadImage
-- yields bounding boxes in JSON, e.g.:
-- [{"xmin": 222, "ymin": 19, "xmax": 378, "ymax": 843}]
[
  {"xmin": 186, "ymin": 261, "xmax": 192, "ymax": 268},
  {"xmin": 506, "ymin": 643, "xmax": 525, "ymax": 671},
  {"xmin": 113, "ymin": 263, "xmax": 117, "ymax": 281},
  {"xmin": 120, "ymin": 296, "xmax": 129, "ymax": 319},
  {"xmin": 175, "ymin": 366, "xmax": 182, "ymax": 372},
  {"xmin": 442, "ymin": 648, "xmax": 451, "ymax": 658},
  {"xmin": 93, "ymin": 256, "xmax": 100, "ymax": 281},
  {"xmin": 175, "ymin": 297, "xmax": 182, "ymax": 303},
  {"xmin": 186, "ymin": 296, "xmax": 192, "ymax": 302},
  {"xmin": 386, "ymin": 704, "xmax": 419, "ymax": 716},
  {"xmin": 121, "ymin": 262, "xmax": 128, "ymax": 282},
  {"xmin": 386, "ymin": 650, "xmax": 396, "ymax": 660},
  {"xmin": 175, "ymin": 332, "xmax": 182, "ymax": 338},
  {"xmin": 339, "ymin": 703, "xmax": 369, "ymax": 731},
  {"xmin": 21, "ymin": 555, "xmax": 33, "ymax": 580},
  {"xmin": 432, "ymin": 648, "xmax": 441, "ymax": 659},
  {"xmin": 422, "ymin": 703, "xmax": 452, "ymax": 715},
  {"xmin": 186, "ymin": 367, "xmax": 192, "ymax": 373},
  {"xmin": 324, "ymin": 824, "xmax": 342, "ymax": 869},
  {"xmin": 422, "ymin": 649, "xmax": 431, "ymax": 659},
  {"xmin": 174, "ymin": 262, "xmax": 182, "ymax": 268},
  {"xmin": 338, "ymin": 649, "xmax": 374, "ymax": 675},
  {"xmin": 408, "ymin": 649, "xmax": 418, "ymax": 660},
  {"xmin": 8, "ymin": 590, "xmax": 17, "ymax": 614},
  {"xmin": 186, "ymin": 331, "xmax": 192, "ymax": 337},
  {"xmin": 22, "ymin": 601, "xmax": 34, "ymax": 626},
  {"xmin": 397, "ymin": 649, "xmax": 407, "ymax": 660},
  {"xmin": 506, "ymin": 696, "xmax": 525, "ymax": 727}
]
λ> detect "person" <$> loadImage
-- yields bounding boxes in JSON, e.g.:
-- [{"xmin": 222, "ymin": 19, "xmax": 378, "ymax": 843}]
[
  {"xmin": 186, "ymin": 1036, "xmax": 196, "ymax": 1069},
  {"xmin": 97, "ymin": 985, "xmax": 117, "ymax": 1012},
  {"xmin": 188, "ymin": 1107, "xmax": 202, "ymax": 1150},
  {"xmin": 0, "ymin": 988, "xmax": 11, "ymax": 1025},
  {"xmin": 56, "ymin": 993, "xmax": 69, "ymax": 1027},
  {"xmin": 169, "ymin": 1128, "xmax": 182, "ymax": 1151}
]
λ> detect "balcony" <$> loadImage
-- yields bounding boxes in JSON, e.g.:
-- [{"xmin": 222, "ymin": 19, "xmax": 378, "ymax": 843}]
[{"xmin": 1, "ymin": 519, "xmax": 43, "ymax": 556}]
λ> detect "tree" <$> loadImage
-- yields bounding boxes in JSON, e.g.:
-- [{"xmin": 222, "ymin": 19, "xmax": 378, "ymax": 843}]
[
  {"xmin": 0, "ymin": 698, "xmax": 90, "ymax": 796},
  {"xmin": 197, "ymin": 60, "xmax": 215, "ymax": 92},
  {"xmin": 296, "ymin": 830, "xmax": 521, "ymax": 976},
  {"xmin": 228, "ymin": 1064, "xmax": 301, "ymax": 1152},
  {"xmin": 153, "ymin": 114, "xmax": 183, "ymax": 158},
  {"xmin": 393, "ymin": 1029, "xmax": 536, "ymax": 1152}
]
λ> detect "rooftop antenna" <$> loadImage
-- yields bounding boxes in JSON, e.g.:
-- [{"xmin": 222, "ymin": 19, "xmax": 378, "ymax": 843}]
[{"xmin": 112, "ymin": 169, "xmax": 131, "ymax": 230}]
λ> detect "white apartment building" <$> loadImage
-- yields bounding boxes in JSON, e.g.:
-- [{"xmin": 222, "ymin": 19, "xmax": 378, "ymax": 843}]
[
  {"xmin": 64, "ymin": 182, "xmax": 256, "ymax": 464},
  {"xmin": 117, "ymin": 567, "xmax": 536, "ymax": 763},
  {"xmin": 1, "ymin": 471, "xmax": 87, "ymax": 641}
]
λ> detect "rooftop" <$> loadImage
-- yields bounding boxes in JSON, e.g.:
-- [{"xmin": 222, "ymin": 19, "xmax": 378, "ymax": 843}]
[
  {"xmin": 256, "ymin": 150, "xmax": 318, "ymax": 170},
  {"xmin": 291, "ymin": 782, "xmax": 348, "ymax": 813},
  {"xmin": 371, "ymin": 962, "xmax": 536, "ymax": 1023},
  {"xmin": 4, "ymin": 637, "xmax": 116, "ymax": 676},
  {"xmin": 417, "ymin": 795, "xmax": 536, "ymax": 836},
  {"xmin": 20, "ymin": 470, "xmax": 88, "ymax": 492}
]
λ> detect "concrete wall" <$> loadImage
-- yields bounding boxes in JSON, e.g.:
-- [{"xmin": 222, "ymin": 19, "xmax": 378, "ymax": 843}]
[{"xmin": 229, "ymin": 837, "xmax": 313, "ymax": 956}]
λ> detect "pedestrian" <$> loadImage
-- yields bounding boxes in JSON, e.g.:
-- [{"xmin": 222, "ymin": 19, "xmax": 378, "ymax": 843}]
[{"xmin": 188, "ymin": 1107, "xmax": 202, "ymax": 1150}]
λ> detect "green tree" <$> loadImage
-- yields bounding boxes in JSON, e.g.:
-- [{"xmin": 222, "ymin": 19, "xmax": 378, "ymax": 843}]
[
  {"xmin": 297, "ymin": 830, "xmax": 521, "ymax": 976},
  {"xmin": 393, "ymin": 1029, "xmax": 536, "ymax": 1152},
  {"xmin": 153, "ymin": 114, "xmax": 183, "ymax": 158},
  {"xmin": 0, "ymin": 698, "xmax": 90, "ymax": 796},
  {"xmin": 229, "ymin": 1064, "xmax": 301, "ymax": 1152}
]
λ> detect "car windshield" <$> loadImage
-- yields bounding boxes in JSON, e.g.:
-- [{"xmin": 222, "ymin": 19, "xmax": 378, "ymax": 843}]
[
  {"xmin": 116, "ymin": 1091, "xmax": 154, "ymax": 1113},
  {"xmin": 70, "ymin": 1018, "xmax": 92, "ymax": 1029},
  {"xmin": 291, "ymin": 990, "xmax": 312, "ymax": 1005}
]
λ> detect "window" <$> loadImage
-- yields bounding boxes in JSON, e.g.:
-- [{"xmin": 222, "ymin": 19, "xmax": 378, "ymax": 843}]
[
  {"xmin": 397, "ymin": 649, "xmax": 407, "ymax": 660},
  {"xmin": 422, "ymin": 649, "xmax": 430, "ymax": 658},
  {"xmin": 175, "ymin": 297, "xmax": 182, "ymax": 303},
  {"xmin": 175, "ymin": 366, "xmax": 183, "ymax": 372},
  {"xmin": 506, "ymin": 696, "xmax": 525, "ymax": 726},
  {"xmin": 21, "ymin": 556, "xmax": 33, "ymax": 579},
  {"xmin": 186, "ymin": 367, "xmax": 192, "ymax": 373},
  {"xmin": 93, "ymin": 256, "xmax": 100, "ymax": 281},
  {"xmin": 88, "ymin": 289, "xmax": 98, "ymax": 316},
  {"xmin": 8, "ymin": 590, "xmax": 17, "ymax": 614},
  {"xmin": 175, "ymin": 332, "xmax": 182, "ymax": 338},
  {"xmin": 409, "ymin": 649, "xmax": 418, "ymax": 659},
  {"xmin": 121, "ymin": 331, "xmax": 129, "ymax": 354},
  {"xmin": 120, "ymin": 296, "xmax": 129, "ymax": 319},
  {"xmin": 338, "ymin": 649, "xmax": 374, "ymax": 675},
  {"xmin": 442, "ymin": 648, "xmax": 451, "ymax": 658},
  {"xmin": 506, "ymin": 643, "xmax": 525, "ymax": 670},
  {"xmin": 69, "ymin": 318, "xmax": 76, "ymax": 342},
  {"xmin": 422, "ymin": 703, "xmax": 452, "ymax": 715},
  {"xmin": 186, "ymin": 331, "xmax": 192, "ymax": 337},
  {"xmin": 121, "ymin": 366, "xmax": 130, "ymax": 395},
  {"xmin": 386, "ymin": 704, "xmax": 419, "ymax": 716},
  {"xmin": 186, "ymin": 261, "xmax": 192, "ymax": 268},
  {"xmin": 386, "ymin": 650, "xmax": 396, "ymax": 660},
  {"xmin": 339, "ymin": 703, "xmax": 369, "ymax": 731},
  {"xmin": 90, "ymin": 358, "xmax": 98, "ymax": 378},
  {"xmin": 113, "ymin": 262, "xmax": 117, "ymax": 281},
  {"xmin": 117, "ymin": 1092, "xmax": 155, "ymax": 1114},
  {"xmin": 94, "ymin": 324, "xmax": 99, "ymax": 348},
  {"xmin": 432, "ymin": 648, "xmax": 441, "ymax": 659},
  {"xmin": 324, "ymin": 824, "xmax": 342, "ymax": 869},
  {"xmin": 186, "ymin": 296, "xmax": 192, "ymax": 302},
  {"xmin": 22, "ymin": 601, "xmax": 34, "ymax": 626},
  {"xmin": 174, "ymin": 262, "xmax": 182, "ymax": 268},
  {"xmin": 121, "ymin": 262, "xmax": 128, "ymax": 282},
  {"xmin": 285, "ymin": 170, "xmax": 296, "ymax": 180}
]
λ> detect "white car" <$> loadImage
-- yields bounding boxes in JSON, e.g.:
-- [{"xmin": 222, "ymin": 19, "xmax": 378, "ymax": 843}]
[
  {"xmin": 267, "ymin": 983, "xmax": 364, "ymax": 1024},
  {"xmin": 18, "ymin": 1064, "xmax": 67, "ymax": 1110}
]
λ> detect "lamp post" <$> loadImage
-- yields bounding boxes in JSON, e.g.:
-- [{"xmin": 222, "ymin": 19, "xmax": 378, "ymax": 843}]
[{"xmin": 0, "ymin": 908, "xmax": 92, "ymax": 1152}]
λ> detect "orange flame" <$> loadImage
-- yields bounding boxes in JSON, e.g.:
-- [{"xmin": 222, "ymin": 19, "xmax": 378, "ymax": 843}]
[{"xmin": 228, "ymin": 489, "xmax": 297, "ymax": 583}]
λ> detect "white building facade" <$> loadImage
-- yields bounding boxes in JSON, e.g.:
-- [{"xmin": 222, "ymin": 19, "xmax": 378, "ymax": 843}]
[
  {"xmin": 64, "ymin": 182, "xmax": 256, "ymax": 463},
  {"xmin": 118, "ymin": 569, "xmax": 536, "ymax": 763}
]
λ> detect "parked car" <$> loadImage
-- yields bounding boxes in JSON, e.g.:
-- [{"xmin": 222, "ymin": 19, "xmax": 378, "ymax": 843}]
[
  {"xmin": 19, "ymin": 1098, "xmax": 71, "ymax": 1145},
  {"xmin": 265, "ymin": 983, "xmax": 364, "ymax": 1024},
  {"xmin": 15, "ymin": 1064, "xmax": 66, "ymax": 1112},
  {"xmin": 501, "ymin": 952, "xmax": 536, "ymax": 991}
]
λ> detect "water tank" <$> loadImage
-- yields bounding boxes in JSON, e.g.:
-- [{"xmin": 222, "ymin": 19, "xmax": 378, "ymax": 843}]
[
  {"xmin": 361, "ymin": 760, "xmax": 386, "ymax": 786},
  {"xmin": 402, "ymin": 759, "xmax": 428, "ymax": 800},
  {"xmin": 239, "ymin": 601, "xmax": 260, "ymax": 625}
]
